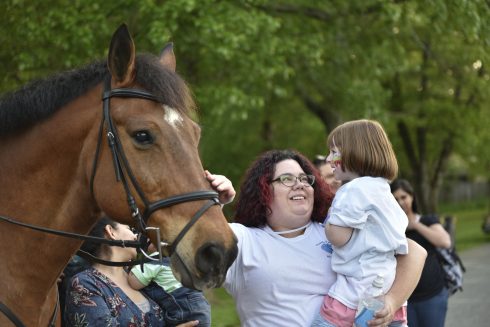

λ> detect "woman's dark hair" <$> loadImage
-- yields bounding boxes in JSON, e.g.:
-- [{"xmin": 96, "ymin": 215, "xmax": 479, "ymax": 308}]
[
  {"xmin": 390, "ymin": 179, "xmax": 418, "ymax": 213},
  {"xmin": 80, "ymin": 216, "xmax": 118, "ymax": 257},
  {"xmin": 233, "ymin": 149, "xmax": 333, "ymax": 227}
]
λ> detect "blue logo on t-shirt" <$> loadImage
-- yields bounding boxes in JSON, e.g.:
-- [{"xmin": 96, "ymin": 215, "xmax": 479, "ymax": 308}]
[{"xmin": 321, "ymin": 241, "xmax": 333, "ymax": 254}]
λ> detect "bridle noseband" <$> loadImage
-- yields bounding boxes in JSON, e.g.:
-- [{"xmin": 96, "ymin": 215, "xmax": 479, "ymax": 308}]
[{"xmin": 0, "ymin": 79, "xmax": 222, "ymax": 327}]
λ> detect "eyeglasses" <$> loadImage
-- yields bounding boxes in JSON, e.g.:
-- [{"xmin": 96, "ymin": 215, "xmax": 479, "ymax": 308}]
[{"xmin": 271, "ymin": 173, "xmax": 315, "ymax": 187}]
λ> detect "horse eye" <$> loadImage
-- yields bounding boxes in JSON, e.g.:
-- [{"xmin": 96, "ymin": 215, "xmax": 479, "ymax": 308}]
[{"xmin": 132, "ymin": 131, "xmax": 153, "ymax": 145}]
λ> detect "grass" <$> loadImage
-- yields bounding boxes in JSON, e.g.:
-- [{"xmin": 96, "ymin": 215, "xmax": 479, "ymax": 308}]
[
  {"xmin": 439, "ymin": 199, "xmax": 490, "ymax": 251},
  {"xmin": 206, "ymin": 287, "xmax": 240, "ymax": 327},
  {"xmin": 207, "ymin": 199, "xmax": 490, "ymax": 325}
]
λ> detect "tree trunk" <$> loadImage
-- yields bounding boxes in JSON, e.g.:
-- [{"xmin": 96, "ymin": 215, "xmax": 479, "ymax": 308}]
[
  {"xmin": 261, "ymin": 106, "xmax": 273, "ymax": 151},
  {"xmin": 300, "ymin": 93, "xmax": 341, "ymax": 133}
]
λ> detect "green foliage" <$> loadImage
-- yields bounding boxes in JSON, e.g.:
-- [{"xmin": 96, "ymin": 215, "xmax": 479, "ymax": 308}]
[
  {"xmin": 1, "ymin": 0, "xmax": 489, "ymax": 203},
  {"xmin": 1, "ymin": 1, "xmax": 114, "ymax": 88}
]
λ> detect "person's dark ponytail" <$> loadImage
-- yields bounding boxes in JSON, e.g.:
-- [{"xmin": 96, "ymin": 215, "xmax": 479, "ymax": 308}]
[{"xmin": 80, "ymin": 216, "xmax": 117, "ymax": 256}]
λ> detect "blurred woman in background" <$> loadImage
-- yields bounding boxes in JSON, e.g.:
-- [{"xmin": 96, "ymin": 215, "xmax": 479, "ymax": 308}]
[{"xmin": 391, "ymin": 179, "xmax": 451, "ymax": 327}]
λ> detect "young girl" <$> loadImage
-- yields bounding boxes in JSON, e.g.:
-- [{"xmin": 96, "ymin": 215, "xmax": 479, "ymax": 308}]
[{"xmin": 312, "ymin": 119, "xmax": 409, "ymax": 327}]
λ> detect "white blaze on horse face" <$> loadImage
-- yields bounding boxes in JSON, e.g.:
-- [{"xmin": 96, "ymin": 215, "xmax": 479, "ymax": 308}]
[{"xmin": 163, "ymin": 105, "xmax": 183, "ymax": 128}]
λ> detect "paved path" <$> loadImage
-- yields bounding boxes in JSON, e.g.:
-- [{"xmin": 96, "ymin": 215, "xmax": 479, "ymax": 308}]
[{"xmin": 445, "ymin": 243, "xmax": 490, "ymax": 327}]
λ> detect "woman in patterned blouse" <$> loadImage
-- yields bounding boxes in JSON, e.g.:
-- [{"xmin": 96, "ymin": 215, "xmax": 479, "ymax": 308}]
[{"xmin": 63, "ymin": 216, "xmax": 199, "ymax": 327}]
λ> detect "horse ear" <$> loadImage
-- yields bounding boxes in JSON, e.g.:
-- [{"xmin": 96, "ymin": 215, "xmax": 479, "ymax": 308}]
[
  {"xmin": 159, "ymin": 43, "xmax": 176, "ymax": 72},
  {"xmin": 108, "ymin": 23, "xmax": 136, "ymax": 87}
]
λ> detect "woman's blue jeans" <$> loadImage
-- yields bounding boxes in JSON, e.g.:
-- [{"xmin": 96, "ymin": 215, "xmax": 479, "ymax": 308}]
[
  {"xmin": 407, "ymin": 287, "xmax": 449, "ymax": 327},
  {"xmin": 143, "ymin": 282, "xmax": 211, "ymax": 327}
]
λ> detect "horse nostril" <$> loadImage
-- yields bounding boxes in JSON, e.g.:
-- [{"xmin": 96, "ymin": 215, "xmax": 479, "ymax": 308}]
[{"xmin": 196, "ymin": 243, "xmax": 226, "ymax": 276}]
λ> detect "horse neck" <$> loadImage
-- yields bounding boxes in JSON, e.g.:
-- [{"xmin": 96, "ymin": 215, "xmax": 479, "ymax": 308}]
[{"xmin": 0, "ymin": 84, "xmax": 103, "ymax": 325}]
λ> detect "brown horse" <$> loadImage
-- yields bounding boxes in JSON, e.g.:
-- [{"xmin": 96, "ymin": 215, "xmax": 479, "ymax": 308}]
[{"xmin": 0, "ymin": 24, "xmax": 237, "ymax": 326}]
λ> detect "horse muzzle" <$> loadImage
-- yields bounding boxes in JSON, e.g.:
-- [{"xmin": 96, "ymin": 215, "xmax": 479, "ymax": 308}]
[{"xmin": 172, "ymin": 240, "xmax": 238, "ymax": 290}]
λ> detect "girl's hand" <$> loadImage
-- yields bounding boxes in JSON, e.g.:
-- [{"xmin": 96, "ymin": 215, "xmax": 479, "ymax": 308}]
[{"xmin": 205, "ymin": 170, "xmax": 236, "ymax": 205}]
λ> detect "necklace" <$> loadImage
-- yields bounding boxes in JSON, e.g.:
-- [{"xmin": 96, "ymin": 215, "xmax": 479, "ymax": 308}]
[{"xmin": 273, "ymin": 221, "xmax": 312, "ymax": 235}]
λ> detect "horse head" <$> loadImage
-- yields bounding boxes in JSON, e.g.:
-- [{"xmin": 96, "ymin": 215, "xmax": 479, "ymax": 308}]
[{"xmin": 89, "ymin": 24, "xmax": 237, "ymax": 290}]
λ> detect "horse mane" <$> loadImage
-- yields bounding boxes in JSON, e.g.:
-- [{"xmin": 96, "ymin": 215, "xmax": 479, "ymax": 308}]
[{"xmin": 0, "ymin": 54, "xmax": 195, "ymax": 136}]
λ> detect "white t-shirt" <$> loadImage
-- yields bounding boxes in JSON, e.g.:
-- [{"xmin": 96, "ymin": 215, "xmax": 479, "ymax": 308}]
[
  {"xmin": 224, "ymin": 222, "xmax": 335, "ymax": 327},
  {"xmin": 326, "ymin": 176, "xmax": 408, "ymax": 308}
]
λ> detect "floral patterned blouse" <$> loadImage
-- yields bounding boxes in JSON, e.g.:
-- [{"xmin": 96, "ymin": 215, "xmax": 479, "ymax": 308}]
[{"xmin": 64, "ymin": 268, "xmax": 165, "ymax": 326}]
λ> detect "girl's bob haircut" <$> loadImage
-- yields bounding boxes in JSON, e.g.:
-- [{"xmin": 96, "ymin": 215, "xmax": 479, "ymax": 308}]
[{"xmin": 327, "ymin": 119, "xmax": 398, "ymax": 181}]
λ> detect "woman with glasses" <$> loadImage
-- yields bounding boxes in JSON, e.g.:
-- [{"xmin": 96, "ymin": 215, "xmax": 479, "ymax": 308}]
[{"xmin": 205, "ymin": 149, "xmax": 426, "ymax": 327}]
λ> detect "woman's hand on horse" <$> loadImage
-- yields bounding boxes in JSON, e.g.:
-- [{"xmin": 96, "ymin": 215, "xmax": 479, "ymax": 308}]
[{"xmin": 205, "ymin": 170, "xmax": 236, "ymax": 205}]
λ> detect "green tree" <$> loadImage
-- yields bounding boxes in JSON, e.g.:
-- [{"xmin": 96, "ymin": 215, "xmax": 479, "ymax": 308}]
[
  {"xmin": 210, "ymin": 0, "xmax": 490, "ymax": 212},
  {"xmin": 2, "ymin": 0, "xmax": 489, "ymax": 212}
]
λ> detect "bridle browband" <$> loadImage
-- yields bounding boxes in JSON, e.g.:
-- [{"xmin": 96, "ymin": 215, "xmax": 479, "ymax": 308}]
[{"xmin": 0, "ymin": 78, "xmax": 221, "ymax": 327}]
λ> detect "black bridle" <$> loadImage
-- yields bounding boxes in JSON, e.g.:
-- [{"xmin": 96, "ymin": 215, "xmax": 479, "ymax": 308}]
[{"xmin": 0, "ymin": 79, "xmax": 221, "ymax": 327}]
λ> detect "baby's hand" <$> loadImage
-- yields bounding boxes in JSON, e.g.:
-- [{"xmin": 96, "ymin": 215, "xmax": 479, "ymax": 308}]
[{"xmin": 205, "ymin": 170, "xmax": 236, "ymax": 205}]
